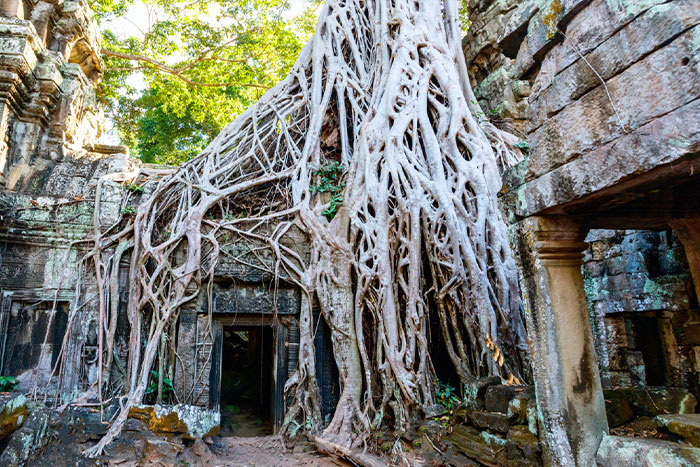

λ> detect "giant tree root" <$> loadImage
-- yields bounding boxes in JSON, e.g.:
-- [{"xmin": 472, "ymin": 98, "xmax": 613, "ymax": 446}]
[
  {"xmin": 314, "ymin": 436, "xmax": 386, "ymax": 467},
  {"xmin": 70, "ymin": 0, "xmax": 528, "ymax": 457}
]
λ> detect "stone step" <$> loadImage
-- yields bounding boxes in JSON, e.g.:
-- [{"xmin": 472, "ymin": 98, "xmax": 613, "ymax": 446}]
[{"xmin": 655, "ymin": 414, "xmax": 700, "ymax": 447}]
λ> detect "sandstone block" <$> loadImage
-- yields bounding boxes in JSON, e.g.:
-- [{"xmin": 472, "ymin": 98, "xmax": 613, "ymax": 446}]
[
  {"xmin": 597, "ymin": 434, "xmax": 700, "ymax": 467},
  {"xmin": 128, "ymin": 404, "xmax": 220, "ymax": 439},
  {"xmin": 655, "ymin": 414, "xmax": 700, "ymax": 447},
  {"xmin": 484, "ymin": 384, "xmax": 517, "ymax": 413},
  {"xmin": 0, "ymin": 394, "xmax": 27, "ymax": 440},
  {"xmin": 469, "ymin": 410, "xmax": 510, "ymax": 433}
]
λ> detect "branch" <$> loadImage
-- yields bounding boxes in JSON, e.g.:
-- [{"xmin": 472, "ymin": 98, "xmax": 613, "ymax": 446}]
[{"xmin": 102, "ymin": 49, "xmax": 269, "ymax": 89}]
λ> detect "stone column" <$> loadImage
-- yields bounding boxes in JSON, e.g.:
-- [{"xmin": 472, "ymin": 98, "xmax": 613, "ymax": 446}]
[
  {"xmin": 512, "ymin": 215, "xmax": 608, "ymax": 467},
  {"xmin": 0, "ymin": 102, "xmax": 12, "ymax": 185},
  {"xmin": 173, "ymin": 308, "xmax": 198, "ymax": 404},
  {"xmin": 669, "ymin": 218, "xmax": 700, "ymax": 302},
  {"xmin": 0, "ymin": 0, "xmax": 23, "ymax": 18}
]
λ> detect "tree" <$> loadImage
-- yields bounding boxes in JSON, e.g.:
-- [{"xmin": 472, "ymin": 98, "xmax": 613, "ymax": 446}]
[
  {"xmin": 94, "ymin": 0, "xmax": 316, "ymax": 163},
  {"xmin": 76, "ymin": 0, "xmax": 529, "ymax": 457}
]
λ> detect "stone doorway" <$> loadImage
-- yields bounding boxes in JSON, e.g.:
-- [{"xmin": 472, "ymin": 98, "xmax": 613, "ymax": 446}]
[
  {"xmin": 218, "ymin": 324, "xmax": 273, "ymax": 436},
  {"xmin": 208, "ymin": 314, "xmax": 288, "ymax": 435}
]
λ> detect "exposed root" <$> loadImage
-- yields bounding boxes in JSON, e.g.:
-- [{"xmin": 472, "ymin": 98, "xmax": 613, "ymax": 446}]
[
  {"xmin": 52, "ymin": 0, "xmax": 529, "ymax": 457},
  {"xmin": 314, "ymin": 436, "xmax": 386, "ymax": 467}
]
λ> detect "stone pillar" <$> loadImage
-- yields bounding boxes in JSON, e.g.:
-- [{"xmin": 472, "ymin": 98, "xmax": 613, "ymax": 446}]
[
  {"xmin": 174, "ymin": 308, "xmax": 198, "ymax": 404},
  {"xmin": 0, "ymin": 0, "xmax": 23, "ymax": 18},
  {"xmin": 669, "ymin": 218, "xmax": 700, "ymax": 302},
  {"xmin": 0, "ymin": 102, "xmax": 13, "ymax": 185},
  {"xmin": 512, "ymin": 216, "xmax": 608, "ymax": 466}
]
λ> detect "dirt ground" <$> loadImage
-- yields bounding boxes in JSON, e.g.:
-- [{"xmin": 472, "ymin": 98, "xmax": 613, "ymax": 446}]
[{"xmin": 206, "ymin": 435, "xmax": 349, "ymax": 466}]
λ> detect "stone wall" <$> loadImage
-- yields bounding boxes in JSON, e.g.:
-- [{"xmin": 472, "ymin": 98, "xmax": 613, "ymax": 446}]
[
  {"xmin": 464, "ymin": 0, "xmax": 700, "ymax": 396},
  {"xmin": 0, "ymin": 0, "xmax": 130, "ymax": 396},
  {"xmin": 466, "ymin": 1, "xmax": 700, "ymax": 462},
  {"xmin": 584, "ymin": 229, "xmax": 700, "ymax": 395},
  {"xmin": 0, "ymin": 0, "xmax": 105, "ymax": 190}
]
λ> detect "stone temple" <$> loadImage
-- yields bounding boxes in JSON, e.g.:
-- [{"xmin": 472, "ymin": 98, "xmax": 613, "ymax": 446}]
[{"xmin": 0, "ymin": 0, "xmax": 699, "ymax": 465}]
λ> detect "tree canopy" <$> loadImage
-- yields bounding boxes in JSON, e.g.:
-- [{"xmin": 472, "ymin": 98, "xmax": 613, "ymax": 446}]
[{"xmin": 94, "ymin": 0, "xmax": 317, "ymax": 164}]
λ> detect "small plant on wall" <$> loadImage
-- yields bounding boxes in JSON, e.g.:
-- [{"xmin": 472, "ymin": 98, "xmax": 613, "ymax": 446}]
[
  {"xmin": 0, "ymin": 376, "xmax": 18, "ymax": 392},
  {"xmin": 145, "ymin": 370, "xmax": 174, "ymax": 403}
]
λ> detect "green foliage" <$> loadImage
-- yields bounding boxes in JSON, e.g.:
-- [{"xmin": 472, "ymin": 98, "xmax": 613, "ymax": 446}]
[
  {"xmin": 513, "ymin": 140, "xmax": 530, "ymax": 155},
  {"xmin": 121, "ymin": 206, "xmax": 137, "ymax": 216},
  {"xmin": 488, "ymin": 103, "xmax": 505, "ymax": 117},
  {"xmin": 125, "ymin": 183, "xmax": 144, "ymax": 193},
  {"xmin": 0, "ymin": 376, "xmax": 17, "ymax": 392},
  {"xmin": 95, "ymin": 0, "xmax": 318, "ymax": 165},
  {"xmin": 321, "ymin": 194, "xmax": 343, "ymax": 221},
  {"xmin": 435, "ymin": 381, "xmax": 460, "ymax": 410},
  {"xmin": 310, "ymin": 159, "xmax": 345, "ymax": 220},
  {"xmin": 310, "ymin": 159, "xmax": 345, "ymax": 194},
  {"xmin": 145, "ymin": 370, "xmax": 174, "ymax": 401}
]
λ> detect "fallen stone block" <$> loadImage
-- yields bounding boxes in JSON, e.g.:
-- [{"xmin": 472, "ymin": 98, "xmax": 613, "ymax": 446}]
[
  {"xmin": 464, "ymin": 376, "xmax": 501, "ymax": 409},
  {"xmin": 469, "ymin": 410, "xmax": 510, "ymax": 433},
  {"xmin": 448, "ymin": 423, "xmax": 541, "ymax": 467},
  {"xmin": 142, "ymin": 437, "xmax": 184, "ymax": 466},
  {"xmin": 655, "ymin": 414, "xmax": 700, "ymax": 447},
  {"xmin": 0, "ymin": 393, "xmax": 28, "ymax": 440},
  {"xmin": 604, "ymin": 387, "xmax": 697, "ymax": 428},
  {"xmin": 506, "ymin": 385, "xmax": 536, "ymax": 432},
  {"xmin": 128, "ymin": 404, "xmax": 220, "ymax": 439},
  {"xmin": 0, "ymin": 407, "xmax": 55, "ymax": 467},
  {"xmin": 484, "ymin": 384, "xmax": 517, "ymax": 413},
  {"xmin": 596, "ymin": 435, "xmax": 700, "ymax": 467},
  {"xmin": 506, "ymin": 425, "xmax": 541, "ymax": 463}
]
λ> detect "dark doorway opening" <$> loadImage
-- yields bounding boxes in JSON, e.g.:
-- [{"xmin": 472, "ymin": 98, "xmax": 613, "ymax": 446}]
[
  {"xmin": 1, "ymin": 301, "xmax": 69, "ymax": 376},
  {"xmin": 313, "ymin": 309, "xmax": 340, "ymax": 426},
  {"xmin": 626, "ymin": 316, "xmax": 669, "ymax": 386},
  {"xmin": 428, "ymin": 308, "xmax": 461, "ymax": 391},
  {"xmin": 219, "ymin": 325, "xmax": 274, "ymax": 436}
]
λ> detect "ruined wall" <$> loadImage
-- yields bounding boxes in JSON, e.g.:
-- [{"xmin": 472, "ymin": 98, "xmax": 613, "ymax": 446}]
[
  {"xmin": 464, "ymin": 0, "xmax": 700, "ymax": 397},
  {"xmin": 584, "ymin": 229, "xmax": 700, "ymax": 395},
  {"xmin": 0, "ymin": 0, "xmax": 129, "ymax": 395}
]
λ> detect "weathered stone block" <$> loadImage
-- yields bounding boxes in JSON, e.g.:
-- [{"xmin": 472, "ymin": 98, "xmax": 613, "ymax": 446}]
[
  {"xmin": 128, "ymin": 404, "xmax": 220, "ymax": 439},
  {"xmin": 484, "ymin": 384, "xmax": 517, "ymax": 413},
  {"xmin": 0, "ymin": 394, "xmax": 27, "ymax": 440},
  {"xmin": 448, "ymin": 424, "xmax": 510, "ymax": 466},
  {"xmin": 469, "ymin": 410, "xmax": 510, "ymax": 433},
  {"xmin": 527, "ymin": 26, "xmax": 700, "ymax": 181},
  {"xmin": 142, "ymin": 437, "xmax": 184, "ymax": 465},
  {"xmin": 528, "ymin": 0, "xmax": 700, "ymax": 128},
  {"xmin": 655, "ymin": 414, "xmax": 700, "ymax": 447},
  {"xmin": 506, "ymin": 424, "xmax": 541, "ymax": 461},
  {"xmin": 464, "ymin": 375, "xmax": 501, "ymax": 409},
  {"xmin": 0, "ymin": 406, "xmax": 54, "ymax": 466},
  {"xmin": 604, "ymin": 387, "xmax": 698, "ymax": 422},
  {"xmin": 597, "ymin": 434, "xmax": 700, "ymax": 467},
  {"xmin": 501, "ymin": 99, "xmax": 700, "ymax": 220},
  {"xmin": 604, "ymin": 389, "xmax": 635, "ymax": 428},
  {"xmin": 506, "ymin": 386, "xmax": 537, "ymax": 431},
  {"xmin": 449, "ymin": 422, "xmax": 541, "ymax": 467}
]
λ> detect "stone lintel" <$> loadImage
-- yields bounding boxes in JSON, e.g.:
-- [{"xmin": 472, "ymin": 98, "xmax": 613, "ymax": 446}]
[{"xmin": 500, "ymin": 99, "xmax": 700, "ymax": 222}]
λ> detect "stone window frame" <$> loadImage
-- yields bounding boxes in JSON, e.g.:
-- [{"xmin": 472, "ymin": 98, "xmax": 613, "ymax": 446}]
[{"xmin": 0, "ymin": 287, "xmax": 73, "ymax": 375}]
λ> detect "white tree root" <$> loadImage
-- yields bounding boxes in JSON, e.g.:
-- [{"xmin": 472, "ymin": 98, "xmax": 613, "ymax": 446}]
[{"xmin": 68, "ymin": 0, "xmax": 528, "ymax": 457}]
